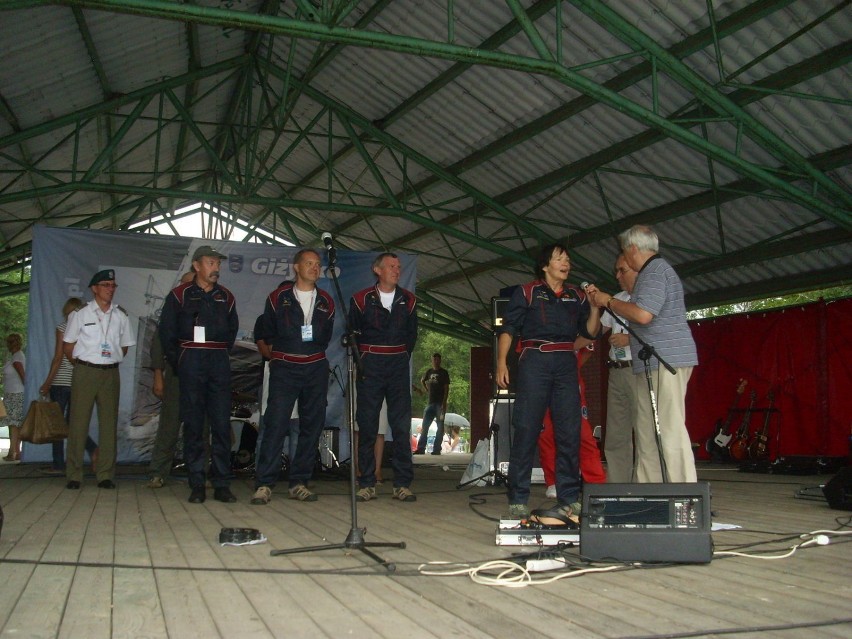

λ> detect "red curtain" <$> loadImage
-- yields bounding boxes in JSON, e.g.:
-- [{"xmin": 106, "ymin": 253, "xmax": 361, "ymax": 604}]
[{"xmin": 688, "ymin": 298, "xmax": 852, "ymax": 460}]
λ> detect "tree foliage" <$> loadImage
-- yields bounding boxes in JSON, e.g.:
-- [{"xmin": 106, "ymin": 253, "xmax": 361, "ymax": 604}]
[{"xmin": 688, "ymin": 285, "xmax": 852, "ymax": 320}]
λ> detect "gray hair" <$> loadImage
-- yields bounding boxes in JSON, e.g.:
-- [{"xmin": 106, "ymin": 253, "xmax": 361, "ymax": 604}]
[
  {"xmin": 372, "ymin": 252, "xmax": 398, "ymax": 277},
  {"xmin": 618, "ymin": 224, "xmax": 659, "ymax": 253}
]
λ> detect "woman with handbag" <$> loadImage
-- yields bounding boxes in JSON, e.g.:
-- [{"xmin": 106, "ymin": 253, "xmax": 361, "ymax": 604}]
[
  {"xmin": 38, "ymin": 298, "xmax": 99, "ymax": 474},
  {"xmin": 3, "ymin": 333, "xmax": 26, "ymax": 461}
]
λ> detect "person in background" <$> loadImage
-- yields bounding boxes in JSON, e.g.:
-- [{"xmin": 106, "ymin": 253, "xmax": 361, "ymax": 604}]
[
  {"xmin": 538, "ymin": 343, "xmax": 607, "ymax": 499},
  {"xmin": 63, "ymin": 270, "xmax": 136, "ymax": 489},
  {"xmin": 441, "ymin": 424, "xmax": 461, "ymax": 454},
  {"xmin": 355, "ymin": 398, "xmax": 389, "ymax": 484},
  {"xmin": 414, "ymin": 353, "xmax": 450, "ymax": 456},
  {"xmin": 146, "ymin": 271, "xmax": 195, "ymax": 488},
  {"xmin": 2, "ymin": 333, "xmax": 26, "ymax": 462},
  {"xmin": 600, "ymin": 255, "xmax": 639, "ymax": 483},
  {"xmin": 39, "ymin": 298, "xmax": 98, "ymax": 475}
]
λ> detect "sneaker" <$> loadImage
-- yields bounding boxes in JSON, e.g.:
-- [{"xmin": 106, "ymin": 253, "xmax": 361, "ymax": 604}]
[
  {"xmin": 288, "ymin": 484, "xmax": 318, "ymax": 502},
  {"xmin": 251, "ymin": 486, "xmax": 272, "ymax": 505},
  {"xmin": 188, "ymin": 486, "xmax": 206, "ymax": 503},
  {"xmin": 213, "ymin": 487, "xmax": 237, "ymax": 503},
  {"xmin": 553, "ymin": 501, "xmax": 581, "ymax": 525},
  {"xmin": 545, "ymin": 484, "xmax": 556, "ymax": 499},
  {"xmin": 356, "ymin": 486, "xmax": 377, "ymax": 502},
  {"xmin": 148, "ymin": 476, "xmax": 164, "ymax": 489},
  {"xmin": 508, "ymin": 503, "xmax": 530, "ymax": 519},
  {"xmin": 392, "ymin": 486, "xmax": 417, "ymax": 502}
]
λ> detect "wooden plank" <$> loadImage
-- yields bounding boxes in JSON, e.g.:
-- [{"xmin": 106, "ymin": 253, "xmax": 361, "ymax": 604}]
[
  {"xmin": 59, "ymin": 566, "xmax": 112, "ymax": 639},
  {"xmin": 0, "ymin": 465, "xmax": 850, "ymax": 639}
]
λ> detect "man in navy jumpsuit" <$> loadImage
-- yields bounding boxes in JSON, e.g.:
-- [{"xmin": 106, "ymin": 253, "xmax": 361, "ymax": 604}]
[
  {"xmin": 495, "ymin": 243, "xmax": 601, "ymax": 521},
  {"xmin": 251, "ymin": 249, "xmax": 335, "ymax": 505},
  {"xmin": 159, "ymin": 245, "xmax": 239, "ymax": 504},
  {"xmin": 349, "ymin": 252, "xmax": 418, "ymax": 502}
]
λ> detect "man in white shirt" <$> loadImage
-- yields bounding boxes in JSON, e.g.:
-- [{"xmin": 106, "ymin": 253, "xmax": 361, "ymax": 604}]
[
  {"xmin": 63, "ymin": 269, "xmax": 136, "ymax": 489},
  {"xmin": 600, "ymin": 255, "xmax": 638, "ymax": 482}
]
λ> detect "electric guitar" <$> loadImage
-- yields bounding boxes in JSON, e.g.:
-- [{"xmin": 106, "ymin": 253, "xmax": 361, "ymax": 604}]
[
  {"xmin": 705, "ymin": 379, "xmax": 747, "ymax": 457},
  {"xmin": 729, "ymin": 390, "xmax": 757, "ymax": 461},
  {"xmin": 748, "ymin": 389, "xmax": 776, "ymax": 460}
]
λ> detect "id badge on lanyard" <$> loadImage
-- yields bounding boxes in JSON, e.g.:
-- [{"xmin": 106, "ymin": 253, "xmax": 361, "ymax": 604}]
[{"xmin": 301, "ymin": 325, "xmax": 314, "ymax": 342}]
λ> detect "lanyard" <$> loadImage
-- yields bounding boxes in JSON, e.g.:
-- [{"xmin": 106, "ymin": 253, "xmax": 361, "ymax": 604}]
[
  {"xmin": 294, "ymin": 287, "xmax": 316, "ymax": 325},
  {"xmin": 96, "ymin": 305, "xmax": 114, "ymax": 345}
]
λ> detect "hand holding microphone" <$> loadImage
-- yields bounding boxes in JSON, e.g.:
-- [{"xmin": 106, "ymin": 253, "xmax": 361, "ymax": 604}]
[{"xmin": 581, "ymin": 281, "xmax": 608, "ymax": 309}]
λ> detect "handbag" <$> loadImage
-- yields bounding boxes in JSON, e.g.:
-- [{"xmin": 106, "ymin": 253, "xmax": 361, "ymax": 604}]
[{"xmin": 19, "ymin": 397, "xmax": 69, "ymax": 444}]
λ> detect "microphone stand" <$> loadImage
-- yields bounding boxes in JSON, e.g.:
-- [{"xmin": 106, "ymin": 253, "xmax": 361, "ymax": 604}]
[
  {"xmin": 603, "ymin": 304, "xmax": 676, "ymax": 483},
  {"xmin": 269, "ymin": 243, "xmax": 405, "ymax": 571}
]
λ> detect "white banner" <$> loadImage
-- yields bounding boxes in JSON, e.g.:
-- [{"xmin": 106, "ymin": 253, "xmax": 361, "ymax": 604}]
[{"xmin": 24, "ymin": 225, "xmax": 416, "ymax": 463}]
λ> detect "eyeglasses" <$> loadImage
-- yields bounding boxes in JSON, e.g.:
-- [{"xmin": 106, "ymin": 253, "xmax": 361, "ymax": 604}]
[{"xmin": 98, "ymin": 283, "xmax": 118, "ymax": 289}]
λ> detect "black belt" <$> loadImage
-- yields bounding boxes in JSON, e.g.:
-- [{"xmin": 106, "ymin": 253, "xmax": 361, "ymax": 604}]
[
  {"xmin": 607, "ymin": 360, "xmax": 631, "ymax": 369},
  {"xmin": 76, "ymin": 360, "xmax": 120, "ymax": 370}
]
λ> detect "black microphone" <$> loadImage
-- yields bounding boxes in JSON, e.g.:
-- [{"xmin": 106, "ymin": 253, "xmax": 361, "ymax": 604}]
[{"xmin": 321, "ymin": 232, "xmax": 334, "ymax": 251}]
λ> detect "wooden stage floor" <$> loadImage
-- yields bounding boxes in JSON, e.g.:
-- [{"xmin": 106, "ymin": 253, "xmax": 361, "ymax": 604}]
[{"xmin": 1, "ymin": 456, "xmax": 850, "ymax": 639}]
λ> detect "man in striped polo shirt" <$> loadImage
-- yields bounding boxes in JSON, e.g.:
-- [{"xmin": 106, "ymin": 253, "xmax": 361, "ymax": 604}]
[{"xmin": 589, "ymin": 225, "xmax": 698, "ymax": 483}]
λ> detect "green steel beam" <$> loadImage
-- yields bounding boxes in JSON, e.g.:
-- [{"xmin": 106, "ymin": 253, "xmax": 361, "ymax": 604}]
[
  {"xmin": 570, "ymin": 0, "xmax": 852, "ymax": 211},
  {"xmin": 0, "ymin": 179, "xmax": 540, "ymax": 266},
  {"xmin": 45, "ymin": 1, "xmax": 841, "ymax": 232},
  {"xmin": 685, "ymin": 265, "xmax": 852, "ymax": 309},
  {"xmin": 337, "ymin": 0, "xmax": 795, "ymax": 235},
  {"xmin": 292, "ymin": 0, "xmax": 560, "ymax": 211},
  {"xmin": 0, "ymin": 55, "xmax": 251, "ymax": 150},
  {"xmin": 420, "ymin": 142, "xmax": 852, "ymax": 290},
  {"xmin": 678, "ymin": 228, "xmax": 852, "ymax": 279},
  {"xmin": 390, "ymin": 41, "xmax": 852, "ymax": 252}
]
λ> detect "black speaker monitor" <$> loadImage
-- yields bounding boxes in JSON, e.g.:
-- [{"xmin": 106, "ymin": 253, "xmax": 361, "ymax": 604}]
[
  {"xmin": 823, "ymin": 467, "xmax": 852, "ymax": 511},
  {"xmin": 581, "ymin": 482, "xmax": 713, "ymax": 563}
]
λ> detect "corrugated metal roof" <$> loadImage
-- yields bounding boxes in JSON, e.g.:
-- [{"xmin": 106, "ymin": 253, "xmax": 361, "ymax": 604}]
[{"xmin": 0, "ymin": 0, "xmax": 849, "ymax": 338}]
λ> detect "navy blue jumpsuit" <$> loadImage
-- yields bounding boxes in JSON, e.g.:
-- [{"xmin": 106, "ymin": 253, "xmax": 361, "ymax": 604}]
[
  {"xmin": 349, "ymin": 284, "xmax": 418, "ymax": 489},
  {"xmin": 255, "ymin": 282, "xmax": 335, "ymax": 489},
  {"xmin": 498, "ymin": 281, "xmax": 595, "ymax": 507},
  {"xmin": 159, "ymin": 281, "xmax": 238, "ymax": 491}
]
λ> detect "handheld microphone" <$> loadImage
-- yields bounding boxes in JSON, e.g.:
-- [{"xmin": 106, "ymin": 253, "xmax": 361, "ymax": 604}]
[
  {"xmin": 580, "ymin": 281, "xmax": 591, "ymax": 291},
  {"xmin": 321, "ymin": 232, "xmax": 334, "ymax": 251}
]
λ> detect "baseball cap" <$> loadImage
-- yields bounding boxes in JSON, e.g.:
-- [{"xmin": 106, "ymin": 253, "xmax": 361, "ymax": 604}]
[{"xmin": 191, "ymin": 245, "xmax": 227, "ymax": 262}]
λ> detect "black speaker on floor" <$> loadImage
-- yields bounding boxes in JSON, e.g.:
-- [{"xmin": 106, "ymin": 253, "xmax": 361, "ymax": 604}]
[
  {"xmin": 581, "ymin": 482, "xmax": 714, "ymax": 563},
  {"xmin": 823, "ymin": 467, "xmax": 852, "ymax": 511}
]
